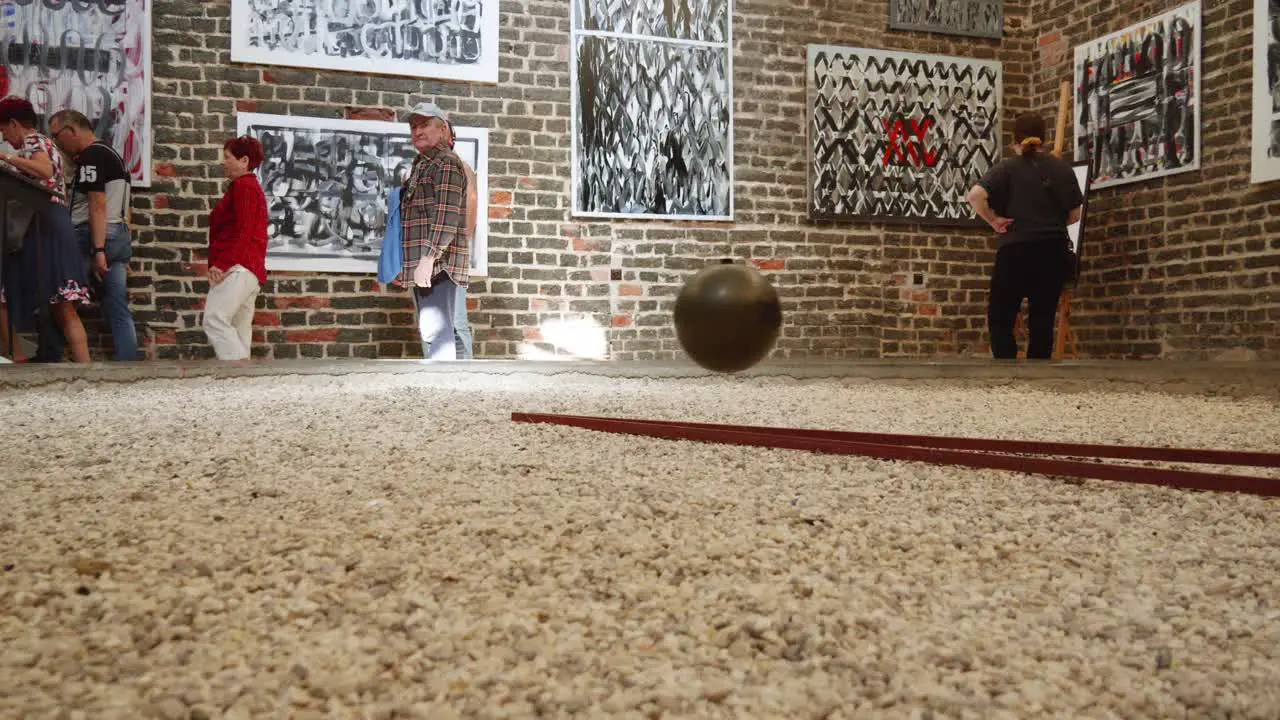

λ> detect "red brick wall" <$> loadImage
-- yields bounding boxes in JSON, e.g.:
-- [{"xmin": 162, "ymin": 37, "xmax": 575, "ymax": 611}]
[
  {"xmin": 1029, "ymin": 0, "xmax": 1280, "ymax": 360},
  {"xmin": 101, "ymin": 0, "xmax": 1043, "ymax": 361}
]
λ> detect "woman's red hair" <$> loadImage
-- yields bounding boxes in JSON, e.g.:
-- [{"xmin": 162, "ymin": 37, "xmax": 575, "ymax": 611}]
[{"xmin": 223, "ymin": 135, "xmax": 264, "ymax": 170}]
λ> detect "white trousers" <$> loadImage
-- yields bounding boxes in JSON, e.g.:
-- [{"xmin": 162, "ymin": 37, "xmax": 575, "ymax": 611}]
[{"xmin": 203, "ymin": 265, "xmax": 260, "ymax": 360}]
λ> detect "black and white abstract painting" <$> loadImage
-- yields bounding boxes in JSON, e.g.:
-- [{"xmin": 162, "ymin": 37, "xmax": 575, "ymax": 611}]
[
  {"xmin": 571, "ymin": 0, "xmax": 733, "ymax": 220},
  {"xmin": 807, "ymin": 44, "xmax": 1002, "ymax": 224},
  {"xmin": 1252, "ymin": 0, "xmax": 1280, "ymax": 183},
  {"xmin": 230, "ymin": 0, "xmax": 499, "ymax": 83},
  {"xmin": 236, "ymin": 113, "xmax": 489, "ymax": 276},
  {"xmin": 0, "ymin": 0, "xmax": 152, "ymax": 185},
  {"xmin": 888, "ymin": 0, "xmax": 1003, "ymax": 40},
  {"xmin": 1073, "ymin": 2, "xmax": 1201, "ymax": 189}
]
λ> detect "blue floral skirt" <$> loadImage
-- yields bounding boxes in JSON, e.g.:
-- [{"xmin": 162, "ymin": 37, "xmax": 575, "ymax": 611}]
[{"xmin": 1, "ymin": 202, "xmax": 92, "ymax": 328}]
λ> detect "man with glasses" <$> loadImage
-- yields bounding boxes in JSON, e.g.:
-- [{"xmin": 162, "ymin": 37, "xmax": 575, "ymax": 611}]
[{"xmin": 48, "ymin": 110, "xmax": 139, "ymax": 361}]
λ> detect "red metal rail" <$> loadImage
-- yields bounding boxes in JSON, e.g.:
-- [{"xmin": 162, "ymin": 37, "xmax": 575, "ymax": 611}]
[{"xmin": 510, "ymin": 412, "xmax": 1280, "ymax": 498}]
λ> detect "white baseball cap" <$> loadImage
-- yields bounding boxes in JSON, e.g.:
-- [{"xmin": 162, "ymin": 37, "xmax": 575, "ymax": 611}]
[{"xmin": 407, "ymin": 101, "xmax": 450, "ymax": 124}]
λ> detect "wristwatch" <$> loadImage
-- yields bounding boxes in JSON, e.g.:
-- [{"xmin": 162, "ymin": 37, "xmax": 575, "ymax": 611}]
[{"xmin": 93, "ymin": 248, "xmax": 106, "ymax": 255}]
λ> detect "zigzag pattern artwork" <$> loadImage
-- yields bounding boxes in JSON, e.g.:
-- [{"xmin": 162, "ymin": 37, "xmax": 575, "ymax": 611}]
[
  {"xmin": 1073, "ymin": 2, "xmax": 1201, "ymax": 189},
  {"xmin": 574, "ymin": 35, "xmax": 731, "ymax": 217},
  {"xmin": 807, "ymin": 45, "xmax": 1002, "ymax": 223},
  {"xmin": 576, "ymin": 0, "xmax": 729, "ymax": 41}
]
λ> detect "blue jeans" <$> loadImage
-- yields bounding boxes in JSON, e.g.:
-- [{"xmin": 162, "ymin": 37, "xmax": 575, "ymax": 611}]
[
  {"xmin": 76, "ymin": 223, "xmax": 139, "ymax": 361},
  {"xmin": 413, "ymin": 272, "xmax": 458, "ymax": 360},
  {"xmin": 454, "ymin": 282, "xmax": 473, "ymax": 359}
]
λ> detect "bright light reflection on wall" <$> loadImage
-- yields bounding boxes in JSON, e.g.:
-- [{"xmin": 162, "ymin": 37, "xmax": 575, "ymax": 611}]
[{"xmin": 517, "ymin": 316, "xmax": 608, "ymax": 360}]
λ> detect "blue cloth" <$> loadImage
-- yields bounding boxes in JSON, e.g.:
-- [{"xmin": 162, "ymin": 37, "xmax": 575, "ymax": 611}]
[{"xmin": 377, "ymin": 187, "xmax": 402, "ymax": 284}]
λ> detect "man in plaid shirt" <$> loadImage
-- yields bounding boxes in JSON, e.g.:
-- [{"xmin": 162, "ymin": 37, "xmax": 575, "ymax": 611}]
[{"xmin": 400, "ymin": 101, "xmax": 470, "ymax": 360}]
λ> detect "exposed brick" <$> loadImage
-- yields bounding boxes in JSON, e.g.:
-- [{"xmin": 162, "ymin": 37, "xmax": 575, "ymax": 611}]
[
  {"xmin": 273, "ymin": 296, "xmax": 330, "ymax": 309},
  {"xmin": 344, "ymin": 106, "xmax": 397, "ymax": 121},
  {"xmin": 286, "ymin": 328, "xmax": 341, "ymax": 343}
]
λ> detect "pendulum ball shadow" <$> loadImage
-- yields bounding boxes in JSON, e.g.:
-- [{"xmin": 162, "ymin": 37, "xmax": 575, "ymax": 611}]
[{"xmin": 673, "ymin": 260, "xmax": 783, "ymax": 373}]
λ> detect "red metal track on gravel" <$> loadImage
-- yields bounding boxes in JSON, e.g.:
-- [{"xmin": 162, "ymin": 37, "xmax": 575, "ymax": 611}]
[{"xmin": 510, "ymin": 413, "xmax": 1280, "ymax": 498}]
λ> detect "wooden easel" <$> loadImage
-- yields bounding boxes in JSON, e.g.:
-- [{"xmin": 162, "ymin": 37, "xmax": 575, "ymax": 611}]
[{"xmin": 1014, "ymin": 80, "xmax": 1079, "ymax": 359}]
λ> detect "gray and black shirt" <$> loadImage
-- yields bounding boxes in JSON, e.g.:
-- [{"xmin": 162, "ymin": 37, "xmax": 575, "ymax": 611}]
[{"xmin": 70, "ymin": 141, "xmax": 130, "ymax": 227}]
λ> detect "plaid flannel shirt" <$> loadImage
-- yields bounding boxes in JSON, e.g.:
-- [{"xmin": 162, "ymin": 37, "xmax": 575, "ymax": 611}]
[{"xmin": 400, "ymin": 145, "xmax": 470, "ymax": 287}]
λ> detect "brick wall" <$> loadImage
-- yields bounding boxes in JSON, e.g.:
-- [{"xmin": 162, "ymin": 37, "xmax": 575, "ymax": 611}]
[
  {"xmin": 101, "ymin": 0, "xmax": 1035, "ymax": 362},
  {"xmin": 1029, "ymin": 0, "xmax": 1280, "ymax": 360}
]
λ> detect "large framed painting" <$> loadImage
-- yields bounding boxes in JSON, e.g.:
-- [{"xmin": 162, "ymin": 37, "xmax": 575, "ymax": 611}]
[
  {"xmin": 888, "ymin": 0, "xmax": 1004, "ymax": 40},
  {"xmin": 0, "ymin": 0, "xmax": 153, "ymax": 186},
  {"xmin": 235, "ymin": 112, "xmax": 489, "ymax": 277},
  {"xmin": 230, "ymin": 0, "xmax": 500, "ymax": 84},
  {"xmin": 806, "ymin": 44, "xmax": 1002, "ymax": 225},
  {"xmin": 1073, "ymin": 2, "xmax": 1202, "ymax": 190},
  {"xmin": 1253, "ymin": 0, "xmax": 1280, "ymax": 183},
  {"xmin": 570, "ymin": 0, "xmax": 734, "ymax": 220}
]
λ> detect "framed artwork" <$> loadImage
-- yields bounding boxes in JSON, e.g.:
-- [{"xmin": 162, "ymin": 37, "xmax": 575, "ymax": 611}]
[
  {"xmin": 888, "ymin": 0, "xmax": 1004, "ymax": 40},
  {"xmin": 0, "ymin": 0, "xmax": 153, "ymax": 186},
  {"xmin": 230, "ymin": 0, "xmax": 500, "ymax": 84},
  {"xmin": 1073, "ymin": 2, "xmax": 1202, "ymax": 189},
  {"xmin": 235, "ymin": 112, "xmax": 489, "ymax": 277},
  {"xmin": 806, "ymin": 44, "xmax": 1002, "ymax": 225},
  {"xmin": 1252, "ymin": 0, "xmax": 1280, "ymax": 183},
  {"xmin": 570, "ymin": 0, "xmax": 734, "ymax": 220}
]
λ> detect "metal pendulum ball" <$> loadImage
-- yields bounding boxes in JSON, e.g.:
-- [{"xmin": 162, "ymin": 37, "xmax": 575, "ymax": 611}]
[{"xmin": 673, "ymin": 259, "xmax": 783, "ymax": 373}]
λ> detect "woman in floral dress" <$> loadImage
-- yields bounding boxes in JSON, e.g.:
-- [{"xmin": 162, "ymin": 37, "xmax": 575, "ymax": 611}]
[{"xmin": 0, "ymin": 96, "xmax": 91, "ymax": 363}]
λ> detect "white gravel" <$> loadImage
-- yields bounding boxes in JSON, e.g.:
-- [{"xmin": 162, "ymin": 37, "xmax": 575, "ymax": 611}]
[{"xmin": 1, "ymin": 370, "xmax": 1278, "ymax": 719}]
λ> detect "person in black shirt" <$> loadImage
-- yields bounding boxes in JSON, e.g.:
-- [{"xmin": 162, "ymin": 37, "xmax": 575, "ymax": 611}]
[
  {"xmin": 967, "ymin": 112, "xmax": 1083, "ymax": 360},
  {"xmin": 49, "ymin": 109, "xmax": 140, "ymax": 361}
]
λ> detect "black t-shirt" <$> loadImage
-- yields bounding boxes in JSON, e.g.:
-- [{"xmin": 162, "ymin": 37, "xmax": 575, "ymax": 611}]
[
  {"xmin": 978, "ymin": 152, "xmax": 1083, "ymax": 246},
  {"xmin": 70, "ymin": 141, "xmax": 130, "ymax": 226}
]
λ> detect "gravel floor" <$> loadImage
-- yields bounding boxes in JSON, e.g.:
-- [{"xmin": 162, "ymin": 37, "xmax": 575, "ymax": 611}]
[{"xmin": 1, "ymin": 370, "xmax": 1278, "ymax": 720}]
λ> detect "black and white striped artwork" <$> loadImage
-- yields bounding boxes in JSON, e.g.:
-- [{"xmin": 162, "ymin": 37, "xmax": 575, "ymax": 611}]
[
  {"xmin": 230, "ymin": 0, "xmax": 499, "ymax": 83},
  {"xmin": 1073, "ymin": 2, "xmax": 1201, "ymax": 189},
  {"xmin": 571, "ymin": 0, "xmax": 733, "ymax": 220},
  {"xmin": 1252, "ymin": 0, "xmax": 1280, "ymax": 183}
]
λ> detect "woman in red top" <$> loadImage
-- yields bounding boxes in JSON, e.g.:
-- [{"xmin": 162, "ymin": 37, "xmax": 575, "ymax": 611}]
[{"xmin": 203, "ymin": 136, "xmax": 268, "ymax": 361}]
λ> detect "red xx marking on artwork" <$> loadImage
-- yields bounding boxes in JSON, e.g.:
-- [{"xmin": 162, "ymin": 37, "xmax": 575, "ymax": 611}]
[{"xmin": 881, "ymin": 117, "xmax": 938, "ymax": 168}]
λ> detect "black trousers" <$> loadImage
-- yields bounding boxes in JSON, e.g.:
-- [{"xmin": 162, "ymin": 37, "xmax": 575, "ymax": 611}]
[{"xmin": 987, "ymin": 240, "xmax": 1070, "ymax": 360}]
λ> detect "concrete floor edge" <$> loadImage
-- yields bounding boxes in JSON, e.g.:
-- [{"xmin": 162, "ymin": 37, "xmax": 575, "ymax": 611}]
[{"xmin": 2, "ymin": 358, "xmax": 1278, "ymax": 398}]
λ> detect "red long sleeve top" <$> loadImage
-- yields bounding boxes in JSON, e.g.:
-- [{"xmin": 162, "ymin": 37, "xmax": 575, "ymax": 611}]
[{"xmin": 208, "ymin": 173, "xmax": 268, "ymax": 285}]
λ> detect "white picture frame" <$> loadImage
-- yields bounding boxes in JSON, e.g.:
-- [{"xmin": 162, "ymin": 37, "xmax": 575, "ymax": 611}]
[
  {"xmin": 1251, "ymin": 0, "xmax": 1280, "ymax": 183},
  {"xmin": 1072, "ymin": 1, "xmax": 1202, "ymax": 190},
  {"xmin": 235, "ymin": 112, "xmax": 489, "ymax": 277},
  {"xmin": 229, "ymin": 0, "xmax": 500, "ymax": 85}
]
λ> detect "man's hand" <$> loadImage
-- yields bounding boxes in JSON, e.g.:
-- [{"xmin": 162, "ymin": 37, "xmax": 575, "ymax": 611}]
[
  {"xmin": 989, "ymin": 217, "xmax": 1013, "ymax": 234},
  {"xmin": 209, "ymin": 266, "xmax": 225, "ymax": 286},
  {"xmin": 93, "ymin": 252, "xmax": 109, "ymax": 279},
  {"xmin": 413, "ymin": 256, "xmax": 435, "ymax": 288}
]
